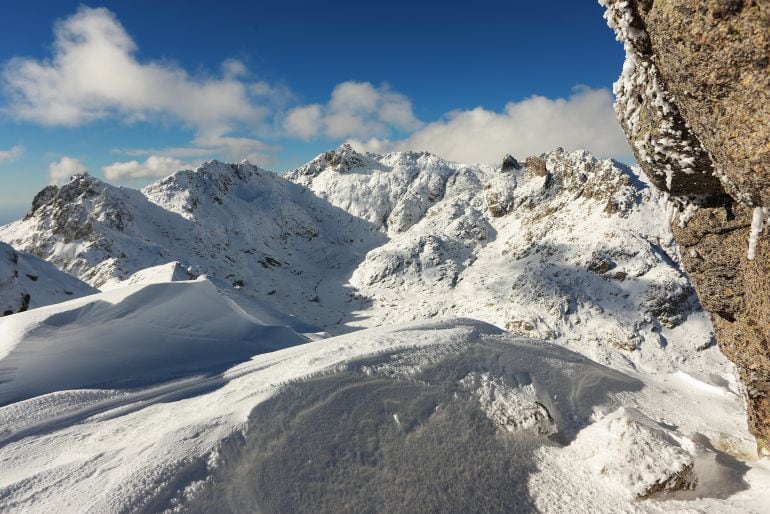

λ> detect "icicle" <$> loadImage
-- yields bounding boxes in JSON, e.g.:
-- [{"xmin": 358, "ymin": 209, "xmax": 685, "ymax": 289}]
[{"xmin": 747, "ymin": 207, "xmax": 764, "ymax": 260}]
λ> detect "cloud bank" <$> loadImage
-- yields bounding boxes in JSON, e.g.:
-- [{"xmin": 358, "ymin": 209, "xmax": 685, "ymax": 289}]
[
  {"xmin": 348, "ymin": 87, "xmax": 631, "ymax": 164},
  {"xmin": 2, "ymin": 7, "xmax": 631, "ymax": 180},
  {"xmin": 102, "ymin": 155, "xmax": 196, "ymax": 180},
  {"xmin": 2, "ymin": 6, "xmax": 280, "ymax": 166}
]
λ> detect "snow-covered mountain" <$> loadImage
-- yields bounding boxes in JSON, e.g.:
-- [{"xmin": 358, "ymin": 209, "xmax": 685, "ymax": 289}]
[
  {"xmin": 0, "ymin": 162, "xmax": 384, "ymax": 329},
  {"xmin": 1, "ymin": 145, "xmax": 719, "ymax": 374},
  {"xmin": 1, "ymin": 146, "xmax": 768, "ymax": 513},
  {"xmin": 288, "ymin": 145, "xmax": 715, "ymax": 373},
  {"xmin": 0, "ymin": 241, "xmax": 96, "ymax": 316}
]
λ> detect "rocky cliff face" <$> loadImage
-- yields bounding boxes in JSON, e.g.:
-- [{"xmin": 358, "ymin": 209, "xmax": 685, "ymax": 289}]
[{"xmin": 600, "ymin": 0, "xmax": 770, "ymax": 450}]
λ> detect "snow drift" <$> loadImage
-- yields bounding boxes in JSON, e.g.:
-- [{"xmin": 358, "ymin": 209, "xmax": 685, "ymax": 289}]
[
  {"xmin": 0, "ymin": 278, "xmax": 306, "ymax": 406},
  {"xmin": 0, "ymin": 319, "xmax": 761, "ymax": 513}
]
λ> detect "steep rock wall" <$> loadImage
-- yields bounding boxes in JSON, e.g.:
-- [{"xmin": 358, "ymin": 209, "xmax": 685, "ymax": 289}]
[{"xmin": 600, "ymin": 0, "xmax": 770, "ymax": 450}]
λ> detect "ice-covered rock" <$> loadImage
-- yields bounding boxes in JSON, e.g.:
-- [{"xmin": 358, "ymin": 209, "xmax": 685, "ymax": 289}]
[{"xmin": 460, "ymin": 371, "xmax": 556, "ymax": 436}]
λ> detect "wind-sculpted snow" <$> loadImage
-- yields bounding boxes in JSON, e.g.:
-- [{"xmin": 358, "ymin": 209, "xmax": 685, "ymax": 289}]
[
  {"xmin": 176, "ymin": 338, "xmax": 640, "ymax": 514},
  {"xmin": 0, "ymin": 278, "xmax": 306, "ymax": 406},
  {"xmin": 0, "ymin": 319, "xmax": 764, "ymax": 512},
  {"xmin": 0, "ymin": 241, "xmax": 96, "ymax": 316}
]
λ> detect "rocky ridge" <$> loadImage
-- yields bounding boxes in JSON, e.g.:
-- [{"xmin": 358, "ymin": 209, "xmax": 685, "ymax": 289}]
[{"xmin": 0, "ymin": 145, "xmax": 732, "ymax": 379}]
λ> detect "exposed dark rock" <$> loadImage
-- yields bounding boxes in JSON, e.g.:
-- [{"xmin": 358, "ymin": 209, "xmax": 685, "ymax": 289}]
[
  {"xmin": 323, "ymin": 144, "xmax": 366, "ymax": 173},
  {"xmin": 19, "ymin": 293, "xmax": 30, "ymax": 312},
  {"xmin": 259, "ymin": 255, "xmax": 282, "ymax": 268},
  {"xmin": 639, "ymin": 463, "xmax": 697, "ymax": 498},
  {"xmin": 587, "ymin": 258, "xmax": 613, "ymax": 275},
  {"xmin": 26, "ymin": 186, "xmax": 58, "ymax": 220},
  {"xmin": 501, "ymin": 154, "xmax": 520, "ymax": 172}
]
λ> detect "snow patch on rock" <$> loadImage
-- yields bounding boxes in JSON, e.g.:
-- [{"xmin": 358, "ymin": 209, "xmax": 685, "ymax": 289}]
[
  {"xmin": 568, "ymin": 406, "xmax": 696, "ymax": 497},
  {"xmin": 0, "ymin": 241, "xmax": 96, "ymax": 316}
]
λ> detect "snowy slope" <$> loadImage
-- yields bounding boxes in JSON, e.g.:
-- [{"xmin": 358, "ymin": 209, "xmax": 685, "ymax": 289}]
[
  {"xmin": 0, "ymin": 165, "xmax": 384, "ymax": 329},
  {"xmin": 0, "ymin": 277, "xmax": 306, "ymax": 407},
  {"xmin": 0, "ymin": 319, "xmax": 766, "ymax": 513},
  {"xmin": 0, "ymin": 241, "xmax": 96, "ymax": 316},
  {"xmin": 288, "ymin": 145, "xmax": 720, "ymax": 376}
]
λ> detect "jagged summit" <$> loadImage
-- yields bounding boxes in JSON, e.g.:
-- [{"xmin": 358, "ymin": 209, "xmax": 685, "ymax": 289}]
[
  {"xmin": 292, "ymin": 144, "xmax": 369, "ymax": 177},
  {"xmin": 143, "ymin": 159, "xmax": 270, "ymax": 219}
]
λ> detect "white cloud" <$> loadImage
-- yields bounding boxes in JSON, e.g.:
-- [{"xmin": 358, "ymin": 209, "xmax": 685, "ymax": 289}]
[
  {"xmin": 348, "ymin": 87, "xmax": 631, "ymax": 163},
  {"xmin": 112, "ymin": 146, "xmax": 215, "ymax": 159},
  {"xmin": 191, "ymin": 132, "xmax": 280, "ymax": 165},
  {"xmin": 284, "ymin": 81, "xmax": 422, "ymax": 140},
  {"xmin": 2, "ymin": 7, "xmax": 282, "ymax": 165},
  {"xmin": 284, "ymin": 105, "xmax": 323, "ymax": 140},
  {"xmin": 2, "ymin": 7, "xmax": 270, "ymax": 129},
  {"xmin": 49, "ymin": 156, "xmax": 87, "ymax": 185},
  {"xmin": 102, "ymin": 155, "xmax": 195, "ymax": 180},
  {"xmin": 2, "ymin": 7, "xmax": 631, "ymax": 170},
  {"xmin": 111, "ymin": 134, "xmax": 280, "ymax": 165},
  {"xmin": 0, "ymin": 145, "xmax": 24, "ymax": 163}
]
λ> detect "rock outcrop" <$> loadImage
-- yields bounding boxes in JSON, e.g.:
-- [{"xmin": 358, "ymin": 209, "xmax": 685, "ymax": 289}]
[{"xmin": 600, "ymin": 0, "xmax": 770, "ymax": 450}]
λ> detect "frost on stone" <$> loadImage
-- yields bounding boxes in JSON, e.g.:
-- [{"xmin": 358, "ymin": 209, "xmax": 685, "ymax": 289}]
[
  {"xmin": 568, "ymin": 406, "xmax": 696, "ymax": 498},
  {"xmin": 460, "ymin": 371, "xmax": 556, "ymax": 436},
  {"xmin": 599, "ymin": 0, "xmax": 722, "ymax": 197},
  {"xmin": 485, "ymin": 174, "xmax": 517, "ymax": 217}
]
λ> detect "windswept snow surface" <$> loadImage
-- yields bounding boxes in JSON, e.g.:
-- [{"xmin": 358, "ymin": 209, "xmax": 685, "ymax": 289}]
[
  {"xmin": 0, "ymin": 278, "xmax": 306, "ymax": 407},
  {"xmin": 0, "ymin": 319, "xmax": 767, "ymax": 513}
]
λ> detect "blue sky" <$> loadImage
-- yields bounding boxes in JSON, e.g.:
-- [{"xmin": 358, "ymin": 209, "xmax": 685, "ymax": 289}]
[{"xmin": 0, "ymin": 1, "xmax": 629, "ymax": 222}]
